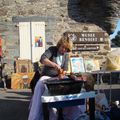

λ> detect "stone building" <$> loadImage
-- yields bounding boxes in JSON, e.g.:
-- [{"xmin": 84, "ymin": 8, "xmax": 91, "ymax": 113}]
[{"xmin": 0, "ymin": 0, "xmax": 120, "ymax": 75}]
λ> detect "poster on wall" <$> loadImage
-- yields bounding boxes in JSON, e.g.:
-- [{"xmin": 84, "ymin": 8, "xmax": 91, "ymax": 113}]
[{"xmin": 35, "ymin": 36, "xmax": 43, "ymax": 47}]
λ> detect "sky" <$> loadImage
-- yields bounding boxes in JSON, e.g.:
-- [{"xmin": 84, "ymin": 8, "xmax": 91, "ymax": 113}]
[{"xmin": 110, "ymin": 19, "xmax": 120, "ymax": 40}]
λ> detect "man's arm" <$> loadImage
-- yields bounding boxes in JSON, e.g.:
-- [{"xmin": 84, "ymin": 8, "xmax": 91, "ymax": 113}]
[{"xmin": 41, "ymin": 58, "xmax": 61, "ymax": 70}]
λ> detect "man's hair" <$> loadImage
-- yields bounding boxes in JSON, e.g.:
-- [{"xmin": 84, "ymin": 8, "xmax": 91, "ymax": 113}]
[{"xmin": 57, "ymin": 36, "xmax": 73, "ymax": 52}]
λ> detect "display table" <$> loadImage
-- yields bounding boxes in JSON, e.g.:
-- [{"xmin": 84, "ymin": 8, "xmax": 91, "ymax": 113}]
[{"xmin": 42, "ymin": 91, "xmax": 95, "ymax": 120}]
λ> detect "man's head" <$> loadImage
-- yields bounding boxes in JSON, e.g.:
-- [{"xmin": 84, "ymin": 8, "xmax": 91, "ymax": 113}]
[{"xmin": 57, "ymin": 36, "xmax": 73, "ymax": 54}]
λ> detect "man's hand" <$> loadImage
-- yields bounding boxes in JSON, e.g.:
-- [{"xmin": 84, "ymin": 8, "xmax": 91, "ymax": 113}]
[{"xmin": 58, "ymin": 69, "xmax": 66, "ymax": 79}]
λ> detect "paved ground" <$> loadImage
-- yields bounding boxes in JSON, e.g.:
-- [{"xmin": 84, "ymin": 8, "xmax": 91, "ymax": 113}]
[{"xmin": 0, "ymin": 88, "xmax": 32, "ymax": 120}]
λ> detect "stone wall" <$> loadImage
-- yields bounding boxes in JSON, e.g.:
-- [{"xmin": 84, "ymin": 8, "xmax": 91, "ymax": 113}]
[{"xmin": 0, "ymin": 0, "xmax": 120, "ymax": 74}]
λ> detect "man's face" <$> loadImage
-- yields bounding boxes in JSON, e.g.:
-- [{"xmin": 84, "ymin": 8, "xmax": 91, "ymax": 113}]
[{"xmin": 58, "ymin": 44, "xmax": 68, "ymax": 55}]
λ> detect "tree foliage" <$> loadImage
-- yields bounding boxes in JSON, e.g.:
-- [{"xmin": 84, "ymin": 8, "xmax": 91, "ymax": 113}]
[{"xmin": 111, "ymin": 31, "xmax": 120, "ymax": 46}]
